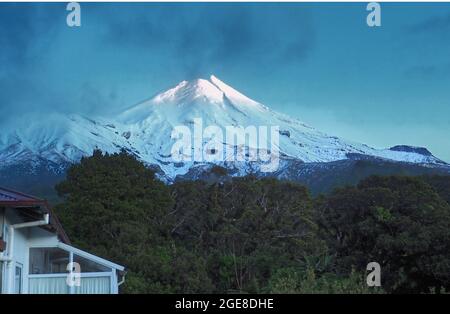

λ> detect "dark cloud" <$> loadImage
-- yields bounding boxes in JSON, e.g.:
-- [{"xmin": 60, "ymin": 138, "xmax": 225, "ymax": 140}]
[
  {"xmin": 0, "ymin": 3, "xmax": 63, "ymax": 69},
  {"xmin": 0, "ymin": 3, "xmax": 315, "ymax": 123},
  {"xmin": 404, "ymin": 64, "xmax": 450, "ymax": 80},
  {"xmin": 0, "ymin": 3, "xmax": 64, "ymax": 121},
  {"xmin": 99, "ymin": 5, "xmax": 315, "ymax": 78},
  {"xmin": 407, "ymin": 12, "xmax": 450, "ymax": 34}
]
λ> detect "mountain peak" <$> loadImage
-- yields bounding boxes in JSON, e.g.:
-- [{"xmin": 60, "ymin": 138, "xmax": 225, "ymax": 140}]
[
  {"xmin": 208, "ymin": 75, "xmax": 260, "ymax": 107},
  {"xmin": 152, "ymin": 75, "xmax": 261, "ymax": 107},
  {"xmin": 152, "ymin": 77, "xmax": 224, "ymax": 105},
  {"xmin": 119, "ymin": 75, "xmax": 265, "ymax": 123},
  {"xmin": 2, "ymin": 75, "xmax": 448, "ymax": 190}
]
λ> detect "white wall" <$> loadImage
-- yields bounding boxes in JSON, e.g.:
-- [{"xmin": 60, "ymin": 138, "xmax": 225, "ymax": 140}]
[
  {"xmin": 1, "ymin": 209, "xmax": 59, "ymax": 294},
  {"xmin": 1, "ymin": 209, "xmax": 122, "ymax": 294}
]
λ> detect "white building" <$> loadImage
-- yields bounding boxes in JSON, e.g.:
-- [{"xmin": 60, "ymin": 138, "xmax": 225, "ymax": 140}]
[{"xmin": 0, "ymin": 187, "xmax": 125, "ymax": 294}]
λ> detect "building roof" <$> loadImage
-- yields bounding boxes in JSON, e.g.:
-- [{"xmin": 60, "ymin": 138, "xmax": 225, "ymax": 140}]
[
  {"xmin": 0, "ymin": 186, "xmax": 70, "ymax": 244},
  {"xmin": 0, "ymin": 187, "xmax": 48, "ymax": 206}
]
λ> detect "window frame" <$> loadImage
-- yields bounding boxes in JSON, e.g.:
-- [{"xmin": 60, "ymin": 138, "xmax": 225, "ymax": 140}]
[
  {"xmin": 28, "ymin": 242, "xmax": 123, "ymax": 294},
  {"xmin": 14, "ymin": 262, "xmax": 23, "ymax": 294}
]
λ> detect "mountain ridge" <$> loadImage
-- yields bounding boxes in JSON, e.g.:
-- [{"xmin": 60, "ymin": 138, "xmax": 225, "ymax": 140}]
[{"xmin": 0, "ymin": 75, "xmax": 448, "ymax": 195}]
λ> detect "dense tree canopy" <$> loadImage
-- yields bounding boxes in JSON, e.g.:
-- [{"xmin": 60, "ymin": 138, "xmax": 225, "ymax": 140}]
[
  {"xmin": 317, "ymin": 176, "xmax": 450, "ymax": 293},
  {"xmin": 55, "ymin": 151, "xmax": 450, "ymax": 293},
  {"xmin": 170, "ymin": 177, "xmax": 326, "ymax": 292},
  {"xmin": 55, "ymin": 149, "xmax": 208, "ymax": 293}
]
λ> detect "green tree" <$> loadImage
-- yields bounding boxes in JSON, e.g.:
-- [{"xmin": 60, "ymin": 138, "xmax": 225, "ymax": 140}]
[
  {"xmin": 269, "ymin": 267, "xmax": 382, "ymax": 294},
  {"xmin": 55, "ymin": 150, "xmax": 212, "ymax": 293},
  {"xmin": 420, "ymin": 175, "xmax": 450, "ymax": 204},
  {"xmin": 171, "ymin": 176, "xmax": 326, "ymax": 293},
  {"xmin": 318, "ymin": 175, "xmax": 450, "ymax": 293}
]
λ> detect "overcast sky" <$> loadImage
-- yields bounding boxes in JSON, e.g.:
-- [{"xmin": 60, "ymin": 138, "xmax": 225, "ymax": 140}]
[{"xmin": 0, "ymin": 3, "xmax": 449, "ymax": 161}]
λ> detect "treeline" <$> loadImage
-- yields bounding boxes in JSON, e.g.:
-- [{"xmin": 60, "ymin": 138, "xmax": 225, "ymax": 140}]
[{"xmin": 55, "ymin": 150, "xmax": 450, "ymax": 294}]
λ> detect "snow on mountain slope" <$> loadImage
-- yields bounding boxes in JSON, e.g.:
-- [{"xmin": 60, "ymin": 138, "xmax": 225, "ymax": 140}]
[
  {"xmin": 116, "ymin": 75, "xmax": 445, "ymax": 175},
  {"xmin": 0, "ymin": 113, "xmax": 134, "ymax": 167},
  {"xmin": 0, "ymin": 75, "xmax": 446, "ymax": 180}
]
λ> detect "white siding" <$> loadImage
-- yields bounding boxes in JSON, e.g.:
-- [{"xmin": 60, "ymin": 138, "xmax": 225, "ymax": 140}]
[
  {"xmin": 1, "ymin": 209, "xmax": 123, "ymax": 294},
  {"xmin": 1, "ymin": 209, "xmax": 62, "ymax": 293}
]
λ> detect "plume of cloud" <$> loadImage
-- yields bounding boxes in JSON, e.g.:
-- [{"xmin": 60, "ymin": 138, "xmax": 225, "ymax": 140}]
[
  {"xmin": 98, "ymin": 4, "xmax": 315, "ymax": 78},
  {"xmin": 408, "ymin": 12, "xmax": 450, "ymax": 34},
  {"xmin": 0, "ymin": 3, "xmax": 315, "ymax": 122}
]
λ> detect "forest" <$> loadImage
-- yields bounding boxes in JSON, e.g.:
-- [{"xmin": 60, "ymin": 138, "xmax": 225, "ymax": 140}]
[{"xmin": 54, "ymin": 150, "xmax": 450, "ymax": 294}]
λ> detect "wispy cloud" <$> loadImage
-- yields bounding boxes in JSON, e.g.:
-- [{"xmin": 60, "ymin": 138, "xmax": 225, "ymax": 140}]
[
  {"xmin": 0, "ymin": 3, "xmax": 315, "ymax": 122},
  {"xmin": 99, "ymin": 5, "xmax": 315, "ymax": 78},
  {"xmin": 407, "ymin": 12, "xmax": 450, "ymax": 33},
  {"xmin": 404, "ymin": 64, "xmax": 450, "ymax": 80}
]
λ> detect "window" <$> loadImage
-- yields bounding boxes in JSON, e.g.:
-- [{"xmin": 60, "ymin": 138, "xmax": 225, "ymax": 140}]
[
  {"xmin": 14, "ymin": 264, "xmax": 22, "ymax": 294},
  {"xmin": 0, "ymin": 261, "xmax": 3, "ymax": 293},
  {"xmin": 2, "ymin": 224, "xmax": 8, "ymax": 257},
  {"xmin": 27, "ymin": 244, "xmax": 121, "ymax": 294},
  {"xmin": 29, "ymin": 248, "xmax": 70, "ymax": 274},
  {"xmin": 29, "ymin": 247, "xmax": 113, "ymax": 275},
  {"xmin": 73, "ymin": 254, "xmax": 110, "ymax": 273}
]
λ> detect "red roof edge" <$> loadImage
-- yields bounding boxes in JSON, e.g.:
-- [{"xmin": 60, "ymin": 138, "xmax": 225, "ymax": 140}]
[
  {"xmin": 0, "ymin": 186, "xmax": 70, "ymax": 244},
  {"xmin": 0, "ymin": 186, "xmax": 46, "ymax": 201}
]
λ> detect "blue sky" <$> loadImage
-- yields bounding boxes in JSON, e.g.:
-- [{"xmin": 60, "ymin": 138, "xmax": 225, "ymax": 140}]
[{"xmin": 0, "ymin": 3, "xmax": 449, "ymax": 161}]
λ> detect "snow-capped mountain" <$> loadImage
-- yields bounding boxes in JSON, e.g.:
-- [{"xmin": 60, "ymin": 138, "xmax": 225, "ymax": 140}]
[{"xmin": 0, "ymin": 75, "xmax": 448, "ymax": 193}]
